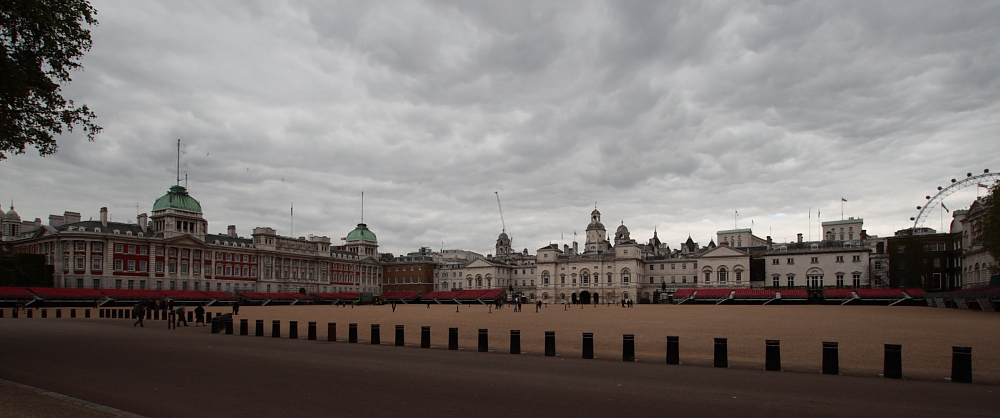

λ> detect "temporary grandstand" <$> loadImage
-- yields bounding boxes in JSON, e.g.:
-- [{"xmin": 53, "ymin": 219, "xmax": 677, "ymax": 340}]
[
  {"xmin": 420, "ymin": 289, "xmax": 505, "ymax": 304},
  {"xmin": 673, "ymin": 288, "xmax": 808, "ymax": 305},
  {"xmin": 309, "ymin": 292, "xmax": 360, "ymax": 305},
  {"xmin": 379, "ymin": 291, "xmax": 422, "ymax": 304},
  {"xmin": 235, "ymin": 292, "xmax": 311, "ymax": 306},
  {"xmin": 927, "ymin": 286, "xmax": 999, "ymax": 312}
]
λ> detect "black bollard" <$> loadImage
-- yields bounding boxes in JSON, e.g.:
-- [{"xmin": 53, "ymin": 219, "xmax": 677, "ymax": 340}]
[
  {"xmin": 124, "ymin": 309, "xmax": 129, "ymax": 319},
  {"xmin": 951, "ymin": 346, "xmax": 972, "ymax": 383},
  {"xmin": 883, "ymin": 344, "xmax": 902, "ymax": 379},
  {"xmin": 448, "ymin": 327, "xmax": 458, "ymax": 350},
  {"xmin": 11, "ymin": 308, "xmax": 16, "ymax": 318},
  {"xmin": 255, "ymin": 319, "xmax": 264, "ymax": 337},
  {"xmin": 55, "ymin": 309, "xmax": 61, "ymax": 318},
  {"xmin": 85, "ymin": 309, "xmax": 90, "ymax": 318},
  {"xmin": 766, "ymin": 340, "xmax": 781, "ymax": 371},
  {"xmin": 349, "ymin": 323, "xmax": 358, "ymax": 343},
  {"xmin": 308, "ymin": 322, "xmax": 317, "ymax": 340},
  {"xmin": 510, "ymin": 330, "xmax": 521, "ymax": 354},
  {"xmin": 714, "ymin": 338, "xmax": 728, "ymax": 368},
  {"xmin": 371, "ymin": 324, "xmax": 380, "ymax": 345},
  {"xmin": 153, "ymin": 310, "xmax": 159, "ymax": 320},
  {"xmin": 289, "ymin": 321, "xmax": 299, "ymax": 339},
  {"xmin": 328, "ymin": 322, "xmax": 337, "ymax": 342},
  {"xmin": 666, "ymin": 336, "xmax": 680, "ymax": 365},
  {"xmin": 583, "ymin": 332, "xmax": 594, "ymax": 359},
  {"xmin": 187, "ymin": 310, "xmax": 194, "ymax": 323},
  {"xmin": 272, "ymin": 320, "xmax": 281, "ymax": 338},
  {"xmin": 395, "ymin": 325, "xmax": 405, "ymax": 346},
  {"xmin": 225, "ymin": 316, "xmax": 234, "ymax": 334},
  {"xmin": 240, "ymin": 319, "xmax": 248, "ymax": 335},
  {"xmin": 421, "ymin": 326, "xmax": 431, "ymax": 348},
  {"xmin": 623, "ymin": 334, "xmax": 635, "ymax": 362},
  {"xmin": 99, "ymin": 309, "xmax": 104, "ymax": 318},
  {"xmin": 822, "ymin": 341, "xmax": 839, "ymax": 375},
  {"xmin": 478, "ymin": 329, "xmax": 489, "ymax": 352},
  {"xmin": 544, "ymin": 331, "xmax": 556, "ymax": 357}
]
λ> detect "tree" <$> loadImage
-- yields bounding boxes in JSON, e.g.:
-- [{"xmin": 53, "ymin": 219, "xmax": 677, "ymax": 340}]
[
  {"xmin": 975, "ymin": 183, "xmax": 1000, "ymax": 274},
  {"xmin": 0, "ymin": 0, "xmax": 101, "ymax": 161}
]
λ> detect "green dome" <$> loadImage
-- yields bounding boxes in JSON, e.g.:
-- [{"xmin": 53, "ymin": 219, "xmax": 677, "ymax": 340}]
[
  {"xmin": 346, "ymin": 223, "xmax": 377, "ymax": 242},
  {"xmin": 152, "ymin": 185, "xmax": 203, "ymax": 213}
]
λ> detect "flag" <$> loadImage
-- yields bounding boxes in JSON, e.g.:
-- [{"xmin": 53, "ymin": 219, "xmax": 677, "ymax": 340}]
[
  {"xmin": 841, "ymin": 198, "xmax": 847, "ymax": 202},
  {"xmin": 291, "ymin": 204, "xmax": 293, "ymax": 216},
  {"xmin": 735, "ymin": 210, "xmax": 739, "ymax": 216},
  {"xmin": 942, "ymin": 202, "xmax": 949, "ymax": 213},
  {"xmin": 818, "ymin": 210, "xmax": 820, "ymax": 217}
]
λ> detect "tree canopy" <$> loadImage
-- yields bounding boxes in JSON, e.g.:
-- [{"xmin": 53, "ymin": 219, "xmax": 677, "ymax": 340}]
[
  {"xmin": 976, "ymin": 183, "xmax": 1000, "ymax": 274},
  {"xmin": 0, "ymin": 0, "xmax": 101, "ymax": 161}
]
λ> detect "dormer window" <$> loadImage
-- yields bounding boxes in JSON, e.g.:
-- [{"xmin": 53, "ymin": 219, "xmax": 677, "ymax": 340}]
[
  {"xmin": 94, "ymin": 227, "xmax": 101, "ymax": 233},
  {"xmin": 113, "ymin": 230, "xmax": 120, "ymax": 234},
  {"xmin": 126, "ymin": 231, "xmax": 133, "ymax": 236}
]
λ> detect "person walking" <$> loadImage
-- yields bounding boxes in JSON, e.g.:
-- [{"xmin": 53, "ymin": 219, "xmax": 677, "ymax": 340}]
[
  {"xmin": 232, "ymin": 301, "xmax": 240, "ymax": 315},
  {"xmin": 132, "ymin": 303, "xmax": 145, "ymax": 327},
  {"xmin": 194, "ymin": 305, "xmax": 205, "ymax": 326},
  {"xmin": 175, "ymin": 306, "xmax": 188, "ymax": 327}
]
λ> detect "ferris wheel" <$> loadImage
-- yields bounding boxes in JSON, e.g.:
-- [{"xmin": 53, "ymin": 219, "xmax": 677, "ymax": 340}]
[{"xmin": 911, "ymin": 169, "xmax": 998, "ymax": 229}]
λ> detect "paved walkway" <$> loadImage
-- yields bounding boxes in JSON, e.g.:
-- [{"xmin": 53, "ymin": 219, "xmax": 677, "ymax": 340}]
[{"xmin": 1, "ymin": 319, "xmax": 997, "ymax": 417}]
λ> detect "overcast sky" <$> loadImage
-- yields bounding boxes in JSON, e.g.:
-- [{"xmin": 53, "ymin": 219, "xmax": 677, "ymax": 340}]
[{"xmin": 3, "ymin": 0, "xmax": 999, "ymax": 256}]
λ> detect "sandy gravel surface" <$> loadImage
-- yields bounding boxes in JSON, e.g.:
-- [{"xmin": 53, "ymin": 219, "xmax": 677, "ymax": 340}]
[{"xmin": 181, "ymin": 303, "xmax": 1000, "ymax": 383}]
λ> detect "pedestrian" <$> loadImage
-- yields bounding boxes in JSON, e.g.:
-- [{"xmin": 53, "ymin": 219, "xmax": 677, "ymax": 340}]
[
  {"xmin": 232, "ymin": 301, "xmax": 240, "ymax": 315},
  {"xmin": 535, "ymin": 300, "xmax": 541, "ymax": 313},
  {"xmin": 175, "ymin": 306, "xmax": 188, "ymax": 327},
  {"xmin": 132, "ymin": 303, "xmax": 145, "ymax": 327},
  {"xmin": 391, "ymin": 302, "xmax": 397, "ymax": 312},
  {"xmin": 517, "ymin": 300, "xmax": 522, "ymax": 312},
  {"xmin": 194, "ymin": 305, "xmax": 205, "ymax": 326}
]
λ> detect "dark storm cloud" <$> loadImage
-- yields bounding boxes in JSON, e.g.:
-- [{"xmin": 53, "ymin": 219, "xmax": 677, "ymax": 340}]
[{"xmin": 2, "ymin": 0, "xmax": 998, "ymax": 257}]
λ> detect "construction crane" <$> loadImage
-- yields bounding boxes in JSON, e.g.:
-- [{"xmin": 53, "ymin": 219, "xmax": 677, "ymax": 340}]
[{"xmin": 495, "ymin": 191, "xmax": 507, "ymax": 234}]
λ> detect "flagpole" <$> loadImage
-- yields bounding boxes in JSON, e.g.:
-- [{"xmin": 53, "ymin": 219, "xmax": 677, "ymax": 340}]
[{"xmin": 808, "ymin": 209, "xmax": 811, "ymax": 242}]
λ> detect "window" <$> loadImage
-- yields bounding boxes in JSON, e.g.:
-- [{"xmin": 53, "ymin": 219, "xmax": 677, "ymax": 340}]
[
  {"xmin": 115, "ymin": 244, "xmax": 124, "ymax": 253},
  {"xmin": 182, "ymin": 249, "xmax": 190, "ymax": 258},
  {"xmin": 75, "ymin": 242, "xmax": 86, "ymax": 251},
  {"xmin": 787, "ymin": 275, "xmax": 795, "ymax": 287},
  {"xmin": 836, "ymin": 274, "xmax": 844, "ymax": 287},
  {"xmin": 115, "ymin": 279, "xmax": 122, "ymax": 289},
  {"xmin": 128, "ymin": 260, "xmax": 135, "ymax": 271},
  {"xmin": 156, "ymin": 280, "xmax": 162, "ymax": 290},
  {"xmin": 139, "ymin": 280, "xmax": 146, "ymax": 290},
  {"xmin": 852, "ymin": 273, "xmax": 861, "ymax": 287},
  {"xmin": 92, "ymin": 279, "xmax": 101, "ymax": 289},
  {"xmin": 542, "ymin": 272, "xmax": 550, "ymax": 285},
  {"xmin": 127, "ymin": 280, "xmax": 134, "ymax": 290},
  {"xmin": 621, "ymin": 270, "xmax": 630, "ymax": 283},
  {"xmin": 156, "ymin": 262, "xmax": 164, "ymax": 272},
  {"xmin": 560, "ymin": 275, "xmax": 565, "ymax": 285},
  {"xmin": 852, "ymin": 255, "xmax": 861, "ymax": 262},
  {"xmin": 92, "ymin": 257, "xmax": 102, "ymax": 270},
  {"xmin": 808, "ymin": 275, "xmax": 823, "ymax": 288},
  {"xmin": 168, "ymin": 262, "xmax": 176, "ymax": 273},
  {"xmin": 735, "ymin": 271, "xmax": 742, "ymax": 282},
  {"xmin": 193, "ymin": 263, "xmax": 201, "ymax": 274},
  {"xmin": 811, "ymin": 257, "xmax": 819, "ymax": 264},
  {"xmin": 115, "ymin": 259, "xmax": 123, "ymax": 270},
  {"xmin": 139, "ymin": 246, "xmax": 147, "ymax": 255},
  {"xmin": 128, "ymin": 245, "xmax": 135, "ymax": 254},
  {"xmin": 194, "ymin": 250, "xmax": 202, "ymax": 259},
  {"xmin": 216, "ymin": 265, "xmax": 223, "ymax": 275},
  {"xmin": 181, "ymin": 263, "xmax": 188, "ymax": 274},
  {"xmin": 772, "ymin": 258, "xmax": 779, "ymax": 265},
  {"xmin": 772, "ymin": 275, "xmax": 780, "ymax": 287},
  {"xmin": 156, "ymin": 247, "xmax": 164, "ymax": 256},
  {"xmin": 92, "ymin": 242, "xmax": 103, "ymax": 252},
  {"xmin": 836, "ymin": 256, "xmax": 844, "ymax": 263},
  {"xmin": 704, "ymin": 272, "xmax": 711, "ymax": 282},
  {"xmin": 169, "ymin": 248, "xmax": 177, "ymax": 257},
  {"xmin": 718, "ymin": 267, "xmax": 728, "ymax": 282},
  {"xmin": 140, "ymin": 261, "xmax": 147, "ymax": 272},
  {"xmin": 787, "ymin": 258, "xmax": 794, "ymax": 265}
]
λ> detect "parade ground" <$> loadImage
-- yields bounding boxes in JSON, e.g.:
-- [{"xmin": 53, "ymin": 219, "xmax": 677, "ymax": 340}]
[{"xmin": 2, "ymin": 304, "xmax": 999, "ymax": 417}]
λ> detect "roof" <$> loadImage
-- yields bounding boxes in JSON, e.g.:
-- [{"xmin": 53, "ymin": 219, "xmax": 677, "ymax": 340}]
[
  {"xmin": 57, "ymin": 221, "xmax": 150, "ymax": 236},
  {"xmin": 821, "ymin": 218, "xmax": 863, "ymax": 226},
  {"xmin": 152, "ymin": 185, "xmax": 202, "ymax": 213},
  {"xmin": 205, "ymin": 233, "xmax": 253, "ymax": 247},
  {"xmin": 716, "ymin": 228, "xmax": 752, "ymax": 234},
  {"xmin": 345, "ymin": 223, "xmax": 377, "ymax": 242}
]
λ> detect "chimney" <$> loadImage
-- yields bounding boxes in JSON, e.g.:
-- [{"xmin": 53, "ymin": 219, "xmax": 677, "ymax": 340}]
[
  {"xmin": 860, "ymin": 230, "xmax": 868, "ymax": 245},
  {"xmin": 572, "ymin": 241, "xmax": 579, "ymax": 254},
  {"xmin": 227, "ymin": 225, "xmax": 237, "ymax": 238},
  {"xmin": 34, "ymin": 218, "xmax": 41, "ymax": 227},
  {"xmin": 563, "ymin": 244, "xmax": 571, "ymax": 254},
  {"xmin": 797, "ymin": 233, "xmax": 803, "ymax": 244},
  {"xmin": 100, "ymin": 207, "xmax": 108, "ymax": 227},
  {"xmin": 49, "ymin": 215, "xmax": 64, "ymax": 226},
  {"xmin": 137, "ymin": 213, "xmax": 148, "ymax": 232},
  {"xmin": 766, "ymin": 236, "xmax": 772, "ymax": 251},
  {"xmin": 64, "ymin": 211, "xmax": 81, "ymax": 224}
]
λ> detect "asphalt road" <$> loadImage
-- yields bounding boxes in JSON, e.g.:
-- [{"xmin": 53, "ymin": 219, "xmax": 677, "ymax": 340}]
[{"xmin": 1, "ymin": 319, "xmax": 997, "ymax": 417}]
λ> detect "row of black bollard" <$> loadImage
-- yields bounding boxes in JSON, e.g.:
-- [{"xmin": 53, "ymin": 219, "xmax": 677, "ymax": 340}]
[{"xmin": 210, "ymin": 320, "xmax": 978, "ymax": 383}]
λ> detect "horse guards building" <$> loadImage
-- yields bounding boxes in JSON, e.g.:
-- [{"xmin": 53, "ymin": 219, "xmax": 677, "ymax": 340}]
[{"xmin": 1, "ymin": 182, "xmax": 994, "ymax": 303}]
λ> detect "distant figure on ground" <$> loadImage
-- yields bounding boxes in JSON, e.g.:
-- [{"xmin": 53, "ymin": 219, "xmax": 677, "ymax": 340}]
[
  {"xmin": 132, "ymin": 304, "xmax": 145, "ymax": 327},
  {"xmin": 175, "ymin": 306, "xmax": 187, "ymax": 326},
  {"xmin": 232, "ymin": 301, "xmax": 240, "ymax": 315},
  {"xmin": 391, "ymin": 302, "xmax": 397, "ymax": 312},
  {"xmin": 194, "ymin": 305, "xmax": 206, "ymax": 326},
  {"xmin": 535, "ymin": 300, "xmax": 542, "ymax": 313},
  {"xmin": 517, "ymin": 300, "xmax": 522, "ymax": 312}
]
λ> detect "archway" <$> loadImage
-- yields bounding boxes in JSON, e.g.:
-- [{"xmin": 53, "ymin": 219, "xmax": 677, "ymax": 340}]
[
  {"xmin": 579, "ymin": 291, "xmax": 591, "ymax": 304},
  {"xmin": 593, "ymin": 292, "xmax": 600, "ymax": 304}
]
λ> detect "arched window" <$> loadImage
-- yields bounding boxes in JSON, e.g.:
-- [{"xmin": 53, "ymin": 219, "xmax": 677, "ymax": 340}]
[
  {"xmin": 718, "ymin": 267, "xmax": 728, "ymax": 282},
  {"xmin": 542, "ymin": 271, "xmax": 550, "ymax": 285},
  {"xmin": 542, "ymin": 292, "xmax": 549, "ymax": 300},
  {"xmin": 621, "ymin": 269, "xmax": 631, "ymax": 283},
  {"xmin": 607, "ymin": 273, "xmax": 613, "ymax": 283},
  {"xmin": 581, "ymin": 271, "xmax": 590, "ymax": 284},
  {"xmin": 476, "ymin": 275, "xmax": 483, "ymax": 287}
]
